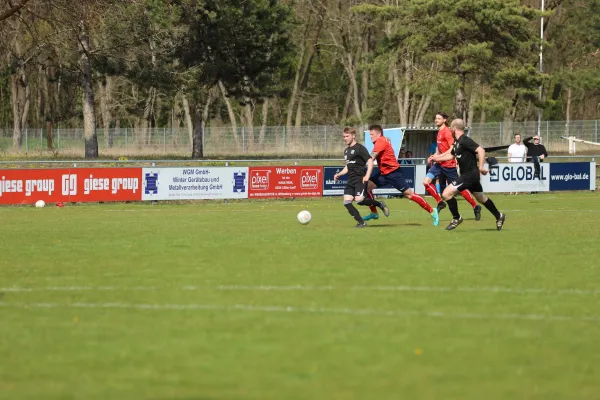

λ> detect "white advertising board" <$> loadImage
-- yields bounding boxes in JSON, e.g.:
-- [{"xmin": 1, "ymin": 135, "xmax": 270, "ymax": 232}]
[
  {"xmin": 481, "ymin": 162, "xmax": 550, "ymax": 193},
  {"xmin": 141, "ymin": 167, "xmax": 248, "ymax": 200}
]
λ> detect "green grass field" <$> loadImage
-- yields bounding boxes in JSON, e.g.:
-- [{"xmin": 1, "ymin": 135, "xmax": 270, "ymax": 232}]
[{"xmin": 1, "ymin": 192, "xmax": 600, "ymax": 400}]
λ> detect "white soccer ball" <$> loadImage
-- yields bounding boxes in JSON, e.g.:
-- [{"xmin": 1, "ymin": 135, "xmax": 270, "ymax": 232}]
[
  {"xmin": 297, "ymin": 210, "xmax": 311, "ymax": 225},
  {"xmin": 35, "ymin": 200, "xmax": 46, "ymax": 208}
]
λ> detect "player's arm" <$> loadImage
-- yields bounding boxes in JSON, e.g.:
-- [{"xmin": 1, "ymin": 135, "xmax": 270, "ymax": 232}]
[
  {"xmin": 432, "ymin": 146, "xmax": 454, "ymax": 162},
  {"xmin": 476, "ymin": 146, "xmax": 488, "ymax": 175},
  {"xmin": 370, "ymin": 138, "xmax": 385, "ymax": 161},
  {"xmin": 334, "ymin": 166, "xmax": 348, "ymax": 181},
  {"xmin": 364, "ymin": 157, "xmax": 374, "ymax": 182}
]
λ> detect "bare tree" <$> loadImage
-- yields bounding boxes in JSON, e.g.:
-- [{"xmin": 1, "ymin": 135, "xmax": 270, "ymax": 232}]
[{"xmin": 0, "ymin": 0, "xmax": 30, "ymax": 23}]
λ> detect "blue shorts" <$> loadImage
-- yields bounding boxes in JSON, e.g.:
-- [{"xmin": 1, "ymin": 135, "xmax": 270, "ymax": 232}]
[
  {"xmin": 370, "ymin": 168, "xmax": 409, "ymax": 193},
  {"xmin": 426, "ymin": 164, "xmax": 459, "ymax": 183}
]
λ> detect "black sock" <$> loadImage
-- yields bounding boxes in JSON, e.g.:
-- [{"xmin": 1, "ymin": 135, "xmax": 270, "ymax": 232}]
[
  {"xmin": 344, "ymin": 203, "xmax": 364, "ymax": 223},
  {"xmin": 446, "ymin": 197, "xmax": 461, "ymax": 220},
  {"xmin": 483, "ymin": 198, "xmax": 501, "ymax": 219},
  {"xmin": 358, "ymin": 198, "xmax": 382, "ymax": 208}
]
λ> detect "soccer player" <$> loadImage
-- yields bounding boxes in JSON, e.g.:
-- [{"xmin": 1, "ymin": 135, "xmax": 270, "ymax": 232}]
[
  {"xmin": 430, "ymin": 119, "xmax": 506, "ymax": 231},
  {"xmin": 423, "ymin": 111, "xmax": 482, "ymax": 221},
  {"xmin": 364, "ymin": 124, "xmax": 439, "ymax": 226},
  {"xmin": 333, "ymin": 127, "xmax": 390, "ymax": 228}
]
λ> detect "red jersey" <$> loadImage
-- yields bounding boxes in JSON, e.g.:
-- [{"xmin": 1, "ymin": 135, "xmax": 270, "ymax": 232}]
[
  {"xmin": 372, "ymin": 136, "xmax": 400, "ymax": 174},
  {"xmin": 437, "ymin": 126, "xmax": 457, "ymax": 168}
]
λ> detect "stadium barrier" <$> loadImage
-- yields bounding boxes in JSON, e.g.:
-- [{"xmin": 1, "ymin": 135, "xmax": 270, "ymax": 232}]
[{"xmin": 0, "ymin": 162, "xmax": 596, "ymax": 205}]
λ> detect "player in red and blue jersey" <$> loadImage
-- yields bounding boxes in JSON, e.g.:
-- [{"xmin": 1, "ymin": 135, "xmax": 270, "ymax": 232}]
[
  {"xmin": 423, "ymin": 111, "xmax": 481, "ymax": 221},
  {"xmin": 362, "ymin": 124, "xmax": 439, "ymax": 226}
]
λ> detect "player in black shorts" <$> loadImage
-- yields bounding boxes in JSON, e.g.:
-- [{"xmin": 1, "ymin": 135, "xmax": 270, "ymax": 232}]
[
  {"xmin": 333, "ymin": 127, "xmax": 390, "ymax": 228},
  {"xmin": 429, "ymin": 119, "xmax": 506, "ymax": 231}
]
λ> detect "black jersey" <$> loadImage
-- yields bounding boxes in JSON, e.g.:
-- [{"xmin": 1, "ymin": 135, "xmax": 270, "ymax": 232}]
[
  {"xmin": 344, "ymin": 143, "xmax": 371, "ymax": 179},
  {"xmin": 451, "ymin": 135, "xmax": 481, "ymax": 175}
]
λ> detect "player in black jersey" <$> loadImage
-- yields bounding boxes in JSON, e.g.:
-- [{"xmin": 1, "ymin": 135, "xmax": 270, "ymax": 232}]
[
  {"xmin": 334, "ymin": 127, "xmax": 390, "ymax": 228},
  {"xmin": 429, "ymin": 119, "xmax": 506, "ymax": 231}
]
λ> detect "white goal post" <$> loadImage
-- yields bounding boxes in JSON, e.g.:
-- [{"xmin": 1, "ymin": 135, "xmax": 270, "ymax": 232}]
[{"xmin": 561, "ymin": 136, "xmax": 600, "ymax": 154}]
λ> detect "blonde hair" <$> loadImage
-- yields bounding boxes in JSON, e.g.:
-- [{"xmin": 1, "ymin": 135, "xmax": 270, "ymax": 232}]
[
  {"xmin": 343, "ymin": 127, "xmax": 357, "ymax": 136},
  {"xmin": 450, "ymin": 119, "xmax": 465, "ymax": 131}
]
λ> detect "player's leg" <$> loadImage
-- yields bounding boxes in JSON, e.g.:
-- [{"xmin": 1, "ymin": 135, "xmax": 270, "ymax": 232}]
[
  {"xmin": 363, "ymin": 178, "xmax": 390, "ymax": 217},
  {"xmin": 357, "ymin": 195, "xmax": 389, "ymax": 217},
  {"xmin": 362, "ymin": 172, "xmax": 380, "ymax": 221},
  {"xmin": 362, "ymin": 188, "xmax": 379, "ymax": 221},
  {"xmin": 343, "ymin": 183, "xmax": 366, "ymax": 227},
  {"xmin": 387, "ymin": 170, "xmax": 438, "ymax": 226},
  {"xmin": 362, "ymin": 175, "xmax": 390, "ymax": 220},
  {"xmin": 441, "ymin": 183, "xmax": 463, "ymax": 230},
  {"xmin": 423, "ymin": 164, "xmax": 444, "ymax": 206},
  {"xmin": 472, "ymin": 186, "xmax": 505, "ymax": 231},
  {"xmin": 444, "ymin": 166, "xmax": 481, "ymax": 220},
  {"xmin": 361, "ymin": 167, "xmax": 379, "ymax": 219},
  {"xmin": 435, "ymin": 173, "xmax": 448, "ymax": 212}
]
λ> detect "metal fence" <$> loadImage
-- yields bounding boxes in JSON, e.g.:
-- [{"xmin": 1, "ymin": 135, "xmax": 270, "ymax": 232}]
[{"xmin": 1, "ymin": 120, "xmax": 599, "ymax": 156}]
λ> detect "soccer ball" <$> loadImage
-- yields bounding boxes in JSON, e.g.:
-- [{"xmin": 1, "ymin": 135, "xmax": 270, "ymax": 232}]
[
  {"xmin": 297, "ymin": 210, "xmax": 311, "ymax": 225},
  {"xmin": 35, "ymin": 200, "xmax": 46, "ymax": 208}
]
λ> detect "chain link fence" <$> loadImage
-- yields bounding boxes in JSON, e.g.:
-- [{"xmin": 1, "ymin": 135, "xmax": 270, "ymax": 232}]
[{"xmin": 1, "ymin": 120, "xmax": 599, "ymax": 156}]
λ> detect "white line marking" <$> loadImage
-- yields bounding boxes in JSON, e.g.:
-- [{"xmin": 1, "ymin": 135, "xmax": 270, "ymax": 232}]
[
  {"xmin": 0, "ymin": 286, "xmax": 155, "ymax": 292},
  {"xmin": 2, "ymin": 285, "xmax": 600, "ymax": 295},
  {"xmin": 502, "ymin": 209, "xmax": 600, "ymax": 212},
  {"xmin": 1, "ymin": 301, "xmax": 599, "ymax": 323},
  {"xmin": 101, "ymin": 208, "xmax": 600, "ymax": 213}
]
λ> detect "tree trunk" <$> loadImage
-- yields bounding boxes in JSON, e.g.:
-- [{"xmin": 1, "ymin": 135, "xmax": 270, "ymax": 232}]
[
  {"xmin": 173, "ymin": 95, "xmax": 182, "ymax": 129},
  {"xmin": 41, "ymin": 64, "xmax": 54, "ymax": 150},
  {"xmin": 403, "ymin": 55, "xmax": 412, "ymax": 125},
  {"xmin": 286, "ymin": 31, "xmax": 306, "ymax": 131},
  {"xmin": 502, "ymin": 106, "xmax": 516, "ymax": 144},
  {"xmin": 392, "ymin": 57, "xmax": 407, "ymax": 126},
  {"xmin": 0, "ymin": 0, "xmax": 30, "ymax": 23},
  {"xmin": 565, "ymin": 63, "xmax": 574, "ymax": 135},
  {"xmin": 202, "ymin": 87, "xmax": 216, "ymax": 130},
  {"xmin": 345, "ymin": 53, "xmax": 362, "ymax": 120},
  {"xmin": 294, "ymin": 100, "xmax": 303, "ymax": 138},
  {"xmin": 361, "ymin": 30, "xmax": 370, "ymax": 112},
  {"xmin": 341, "ymin": 84, "xmax": 352, "ymax": 121},
  {"xmin": 414, "ymin": 94, "xmax": 432, "ymax": 127},
  {"xmin": 259, "ymin": 99, "xmax": 269, "ymax": 145},
  {"xmin": 454, "ymin": 74, "xmax": 467, "ymax": 122},
  {"xmin": 141, "ymin": 87, "xmax": 156, "ymax": 146},
  {"xmin": 37, "ymin": 65, "xmax": 44, "ymax": 128},
  {"xmin": 466, "ymin": 78, "xmax": 479, "ymax": 127},
  {"xmin": 218, "ymin": 80, "xmax": 240, "ymax": 147},
  {"xmin": 192, "ymin": 105, "xmax": 203, "ymax": 158},
  {"xmin": 479, "ymin": 109, "xmax": 487, "ymax": 124},
  {"xmin": 565, "ymin": 87, "xmax": 572, "ymax": 135},
  {"xmin": 242, "ymin": 101, "xmax": 255, "ymax": 150},
  {"xmin": 79, "ymin": 20, "xmax": 98, "ymax": 159},
  {"xmin": 10, "ymin": 69, "xmax": 29, "ymax": 149},
  {"xmin": 46, "ymin": 120, "xmax": 53, "ymax": 150},
  {"xmin": 98, "ymin": 76, "xmax": 113, "ymax": 148},
  {"xmin": 287, "ymin": 7, "xmax": 324, "ymax": 133},
  {"xmin": 181, "ymin": 92, "xmax": 194, "ymax": 149}
]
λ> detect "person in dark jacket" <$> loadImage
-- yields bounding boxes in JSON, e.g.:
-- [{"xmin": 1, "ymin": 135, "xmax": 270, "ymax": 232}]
[
  {"xmin": 524, "ymin": 135, "xmax": 548, "ymax": 162},
  {"xmin": 524, "ymin": 135, "xmax": 548, "ymax": 179}
]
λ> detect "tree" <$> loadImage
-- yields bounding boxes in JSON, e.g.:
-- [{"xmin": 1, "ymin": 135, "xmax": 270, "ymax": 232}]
[
  {"xmin": 0, "ymin": 0, "xmax": 30, "ymax": 23},
  {"xmin": 546, "ymin": 0, "xmax": 600, "ymax": 127},
  {"xmin": 177, "ymin": 0, "xmax": 293, "ymax": 157}
]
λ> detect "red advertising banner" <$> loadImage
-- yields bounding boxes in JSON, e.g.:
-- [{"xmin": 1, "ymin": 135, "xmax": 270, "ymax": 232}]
[
  {"xmin": 248, "ymin": 166, "xmax": 323, "ymax": 198},
  {"xmin": 0, "ymin": 168, "xmax": 142, "ymax": 204}
]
